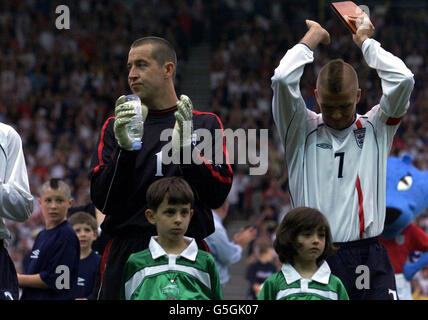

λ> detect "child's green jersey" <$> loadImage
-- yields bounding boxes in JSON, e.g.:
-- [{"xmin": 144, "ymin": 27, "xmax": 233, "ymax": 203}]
[
  {"xmin": 258, "ymin": 261, "xmax": 349, "ymax": 300},
  {"xmin": 121, "ymin": 236, "xmax": 222, "ymax": 300}
]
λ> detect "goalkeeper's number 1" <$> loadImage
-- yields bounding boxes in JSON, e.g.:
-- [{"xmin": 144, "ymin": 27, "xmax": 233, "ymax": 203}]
[{"xmin": 155, "ymin": 151, "xmax": 163, "ymax": 177}]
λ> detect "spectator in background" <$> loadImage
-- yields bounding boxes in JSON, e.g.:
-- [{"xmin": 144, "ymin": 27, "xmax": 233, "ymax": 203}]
[
  {"xmin": 18, "ymin": 179, "xmax": 80, "ymax": 300},
  {"xmin": 227, "ymin": 166, "xmax": 250, "ymax": 218},
  {"xmin": 253, "ymin": 203, "xmax": 278, "ymax": 243},
  {"xmin": 405, "ymin": 49, "xmax": 424, "ymax": 75},
  {"xmin": 0, "ymin": 0, "xmax": 426, "ymax": 300},
  {"xmin": 69, "ymin": 211, "xmax": 101, "ymax": 300},
  {"xmin": 205, "ymin": 201, "xmax": 257, "ymax": 287},
  {"xmin": 21, "ymin": 227, "xmax": 43, "ymax": 274},
  {"xmin": 68, "ymin": 203, "xmax": 110, "ymax": 256},
  {"xmin": 412, "ymin": 266, "xmax": 428, "ymax": 300},
  {"xmin": 245, "ymin": 238, "xmax": 278, "ymax": 300},
  {"xmin": 277, "ymin": 190, "xmax": 292, "ymax": 225},
  {"xmin": 416, "ymin": 214, "xmax": 428, "ymax": 235},
  {"xmin": 0, "ymin": 0, "xmax": 207, "ymax": 273}
]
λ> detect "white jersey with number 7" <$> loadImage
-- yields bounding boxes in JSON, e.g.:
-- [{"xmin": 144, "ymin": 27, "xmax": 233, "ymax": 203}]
[{"xmin": 272, "ymin": 39, "xmax": 414, "ymax": 242}]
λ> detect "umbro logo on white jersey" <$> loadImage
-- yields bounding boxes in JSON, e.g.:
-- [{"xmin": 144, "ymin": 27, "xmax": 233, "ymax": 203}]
[
  {"xmin": 316, "ymin": 143, "xmax": 332, "ymax": 149},
  {"xmin": 30, "ymin": 249, "xmax": 40, "ymax": 259}
]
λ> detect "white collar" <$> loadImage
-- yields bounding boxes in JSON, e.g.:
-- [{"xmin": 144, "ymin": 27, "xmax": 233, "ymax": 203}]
[
  {"xmin": 211, "ymin": 210, "xmax": 221, "ymax": 222},
  {"xmin": 281, "ymin": 261, "xmax": 331, "ymax": 285},
  {"xmin": 148, "ymin": 236, "xmax": 198, "ymax": 261}
]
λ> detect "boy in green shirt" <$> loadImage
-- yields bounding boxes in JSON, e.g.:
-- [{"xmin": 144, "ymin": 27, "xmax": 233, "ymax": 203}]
[
  {"xmin": 258, "ymin": 207, "xmax": 349, "ymax": 300},
  {"xmin": 120, "ymin": 177, "xmax": 222, "ymax": 300}
]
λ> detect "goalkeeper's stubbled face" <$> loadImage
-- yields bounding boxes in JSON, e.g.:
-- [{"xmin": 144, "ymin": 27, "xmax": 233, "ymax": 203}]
[{"xmin": 127, "ymin": 44, "xmax": 164, "ymax": 101}]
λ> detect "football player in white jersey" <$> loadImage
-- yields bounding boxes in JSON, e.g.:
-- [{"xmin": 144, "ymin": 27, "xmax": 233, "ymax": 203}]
[
  {"xmin": 272, "ymin": 17, "xmax": 414, "ymax": 300},
  {"xmin": 0, "ymin": 123, "xmax": 33, "ymax": 300}
]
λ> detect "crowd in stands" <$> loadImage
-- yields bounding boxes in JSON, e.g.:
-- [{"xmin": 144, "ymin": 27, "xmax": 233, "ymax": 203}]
[
  {"xmin": 1, "ymin": 0, "xmax": 427, "ymax": 299},
  {"xmin": 1, "ymin": 0, "xmax": 204, "ymax": 273}
]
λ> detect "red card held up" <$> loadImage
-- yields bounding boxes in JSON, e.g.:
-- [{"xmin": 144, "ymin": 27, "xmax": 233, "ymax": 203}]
[{"xmin": 331, "ymin": 1, "xmax": 367, "ymax": 34}]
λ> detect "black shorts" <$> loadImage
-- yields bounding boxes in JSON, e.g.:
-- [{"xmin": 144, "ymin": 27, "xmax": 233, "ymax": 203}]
[
  {"xmin": 326, "ymin": 236, "xmax": 398, "ymax": 300},
  {"xmin": 0, "ymin": 240, "xmax": 19, "ymax": 300},
  {"xmin": 94, "ymin": 234, "xmax": 210, "ymax": 300}
]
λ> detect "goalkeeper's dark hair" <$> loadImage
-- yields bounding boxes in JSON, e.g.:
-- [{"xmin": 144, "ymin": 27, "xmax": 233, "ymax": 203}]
[
  {"xmin": 146, "ymin": 177, "xmax": 194, "ymax": 211},
  {"xmin": 273, "ymin": 207, "xmax": 337, "ymax": 266},
  {"xmin": 131, "ymin": 36, "xmax": 177, "ymax": 79}
]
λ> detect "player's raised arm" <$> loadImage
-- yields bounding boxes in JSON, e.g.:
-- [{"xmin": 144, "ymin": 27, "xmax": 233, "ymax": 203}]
[
  {"xmin": 353, "ymin": 15, "xmax": 414, "ymax": 120},
  {"xmin": 271, "ymin": 20, "xmax": 329, "ymax": 146},
  {"xmin": 300, "ymin": 20, "xmax": 331, "ymax": 51}
]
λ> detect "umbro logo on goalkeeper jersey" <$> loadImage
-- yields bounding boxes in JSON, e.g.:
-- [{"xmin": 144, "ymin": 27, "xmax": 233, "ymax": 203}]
[
  {"xmin": 30, "ymin": 249, "xmax": 40, "ymax": 259},
  {"xmin": 3, "ymin": 291, "xmax": 13, "ymax": 300},
  {"xmin": 192, "ymin": 133, "xmax": 197, "ymax": 146}
]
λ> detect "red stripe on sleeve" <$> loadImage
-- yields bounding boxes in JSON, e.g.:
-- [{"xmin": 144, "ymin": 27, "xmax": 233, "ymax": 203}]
[
  {"xmin": 99, "ymin": 238, "xmax": 114, "ymax": 284},
  {"xmin": 192, "ymin": 111, "xmax": 233, "ymax": 177},
  {"xmin": 197, "ymin": 153, "xmax": 232, "ymax": 184},
  {"xmin": 386, "ymin": 116, "xmax": 403, "ymax": 126},
  {"xmin": 355, "ymin": 175, "xmax": 365, "ymax": 239},
  {"xmin": 93, "ymin": 117, "xmax": 115, "ymax": 174}
]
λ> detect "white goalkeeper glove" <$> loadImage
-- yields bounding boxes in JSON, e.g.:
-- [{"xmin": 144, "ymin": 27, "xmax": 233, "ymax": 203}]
[
  {"xmin": 172, "ymin": 94, "xmax": 193, "ymax": 153},
  {"xmin": 346, "ymin": 14, "xmax": 374, "ymax": 48},
  {"xmin": 113, "ymin": 95, "xmax": 148, "ymax": 151}
]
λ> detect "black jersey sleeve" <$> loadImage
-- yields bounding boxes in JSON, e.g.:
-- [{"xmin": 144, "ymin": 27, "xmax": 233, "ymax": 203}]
[{"xmin": 89, "ymin": 117, "xmax": 138, "ymax": 216}]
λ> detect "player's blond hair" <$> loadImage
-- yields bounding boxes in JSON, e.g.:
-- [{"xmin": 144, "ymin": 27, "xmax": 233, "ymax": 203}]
[{"xmin": 316, "ymin": 59, "xmax": 359, "ymax": 95}]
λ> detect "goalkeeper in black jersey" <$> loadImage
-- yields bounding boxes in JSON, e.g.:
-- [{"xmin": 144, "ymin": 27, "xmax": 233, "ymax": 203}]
[{"xmin": 90, "ymin": 36, "xmax": 233, "ymax": 299}]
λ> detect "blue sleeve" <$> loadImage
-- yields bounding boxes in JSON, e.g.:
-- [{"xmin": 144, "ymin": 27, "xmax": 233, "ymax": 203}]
[
  {"xmin": 245, "ymin": 263, "xmax": 257, "ymax": 282},
  {"xmin": 39, "ymin": 232, "xmax": 80, "ymax": 291},
  {"xmin": 205, "ymin": 224, "xmax": 242, "ymax": 266},
  {"xmin": 85, "ymin": 254, "xmax": 101, "ymax": 299}
]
